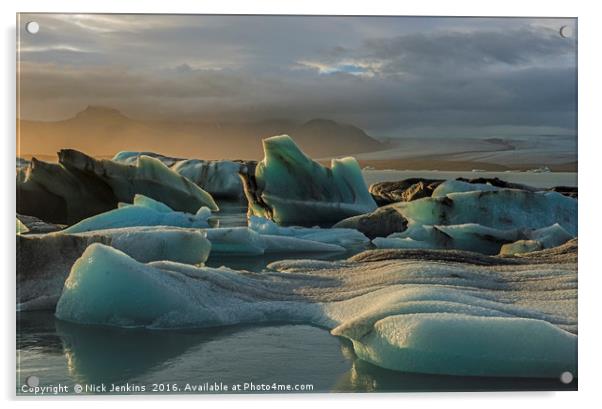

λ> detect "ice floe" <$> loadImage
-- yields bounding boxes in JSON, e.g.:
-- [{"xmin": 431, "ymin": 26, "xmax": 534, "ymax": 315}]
[
  {"xmin": 344, "ymin": 181, "xmax": 578, "ymax": 253},
  {"xmin": 205, "ymin": 227, "xmax": 346, "ymax": 255},
  {"xmin": 240, "ymin": 135, "xmax": 377, "ymax": 225},
  {"xmin": 55, "ymin": 241, "xmax": 577, "ymax": 378},
  {"xmin": 248, "ymin": 216, "xmax": 369, "ymax": 249},
  {"xmin": 62, "ymin": 194, "xmax": 212, "ymax": 233},
  {"xmin": 17, "ymin": 227, "xmax": 211, "ymax": 311}
]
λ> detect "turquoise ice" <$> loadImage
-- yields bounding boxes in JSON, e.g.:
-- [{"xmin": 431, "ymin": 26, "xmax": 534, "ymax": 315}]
[
  {"xmin": 370, "ymin": 181, "xmax": 577, "ymax": 254},
  {"xmin": 55, "ymin": 243, "xmax": 577, "ymax": 378},
  {"xmin": 242, "ymin": 135, "xmax": 377, "ymax": 225},
  {"xmin": 248, "ymin": 216, "xmax": 369, "ymax": 249},
  {"xmin": 62, "ymin": 194, "xmax": 212, "ymax": 233}
]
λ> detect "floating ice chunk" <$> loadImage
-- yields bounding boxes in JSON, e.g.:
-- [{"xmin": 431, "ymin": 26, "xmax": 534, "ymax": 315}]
[
  {"xmin": 373, "ymin": 223, "xmax": 522, "ymax": 255},
  {"xmin": 60, "ymin": 149, "xmax": 219, "ymax": 213},
  {"xmin": 55, "ymin": 244, "xmax": 320, "ymax": 327},
  {"xmin": 55, "ymin": 242, "xmax": 577, "ymax": 378},
  {"xmin": 499, "ymin": 224, "xmax": 573, "ymax": 255},
  {"xmin": 172, "ymin": 159, "xmax": 246, "ymax": 199},
  {"xmin": 402, "ymin": 189, "xmax": 577, "ymax": 235},
  {"xmin": 248, "ymin": 216, "xmax": 369, "ymax": 249},
  {"xmin": 90, "ymin": 226, "xmax": 211, "ymax": 265},
  {"xmin": 375, "ymin": 222, "xmax": 573, "ymax": 255},
  {"xmin": 431, "ymin": 180, "xmax": 500, "ymax": 197},
  {"xmin": 240, "ymin": 135, "xmax": 377, "ymax": 225},
  {"xmin": 205, "ymin": 227, "xmax": 346, "ymax": 255},
  {"xmin": 113, "ymin": 151, "xmax": 247, "ymax": 199},
  {"xmin": 56, "ymin": 244, "xmax": 196, "ymax": 327},
  {"xmin": 62, "ymin": 195, "xmax": 212, "ymax": 233},
  {"xmin": 17, "ymin": 150, "xmax": 219, "ymax": 225},
  {"xmin": 338, "ymin": 184, "xmax": 577, "ymax": 253},
  {"xmin": 337, "ymin": 313, "xmax": 577, "ymax": 378},
  {"xmin": 17, "ymin": 227, "xmax": 211, "ymax": 311},
  {"xmin": 528, "ymin": 223, "xmax": 574, "ymax": 249}
]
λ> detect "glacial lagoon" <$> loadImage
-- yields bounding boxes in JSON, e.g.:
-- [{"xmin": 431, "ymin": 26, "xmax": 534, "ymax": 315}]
[{"xmin": 17, "ymin": 170, "xmax": 577, "ymax": 394}]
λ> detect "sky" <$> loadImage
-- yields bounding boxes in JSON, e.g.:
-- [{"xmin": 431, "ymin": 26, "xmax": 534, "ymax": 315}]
[{"xmin": 17, "ymin": 14, "xmax": 577, "ymax": 139}]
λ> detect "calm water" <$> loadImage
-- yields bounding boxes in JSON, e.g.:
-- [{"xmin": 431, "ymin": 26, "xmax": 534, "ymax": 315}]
[
  {"xmin": 16, "ymin": 174, "xmax": 578, "ymax": 395},
  {"xmin": 17, "ymin": 312, "xmax": 576, "ymax": 395}
]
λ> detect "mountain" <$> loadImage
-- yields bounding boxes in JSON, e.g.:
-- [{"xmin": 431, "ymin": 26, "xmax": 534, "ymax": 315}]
[{"xmin": 18, "ymin": 106, "xmax": 384, "ymax": 160}]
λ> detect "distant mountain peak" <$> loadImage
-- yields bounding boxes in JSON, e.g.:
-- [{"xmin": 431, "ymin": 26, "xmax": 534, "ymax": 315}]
[{"xmin": 74, "ymin": 106, "xmax": 129, "ymax": 121}]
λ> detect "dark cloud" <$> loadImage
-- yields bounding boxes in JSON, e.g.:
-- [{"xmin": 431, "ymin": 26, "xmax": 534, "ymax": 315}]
[{"xmin": 18, "ymin": 14, "xmax": 577, "ymax": 138}]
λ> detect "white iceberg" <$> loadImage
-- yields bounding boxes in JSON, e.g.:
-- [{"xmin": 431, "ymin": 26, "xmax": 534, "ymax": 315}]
[
  {"xmin": 62, "ymin": 194, "xmax": 212, "ymax": 233},
  {"xmin": 241, "ymin": 135, "xmax": 377, "ymax": 225},
  {"xmin": 55, "ymin": 242, "xmax": 577, "ymax": 378}
]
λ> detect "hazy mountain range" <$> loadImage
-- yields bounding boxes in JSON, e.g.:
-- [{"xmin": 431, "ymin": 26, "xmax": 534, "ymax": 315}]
[{"xmin": 18, "ymin": 106, "xmax": 384, "ymax": 160}]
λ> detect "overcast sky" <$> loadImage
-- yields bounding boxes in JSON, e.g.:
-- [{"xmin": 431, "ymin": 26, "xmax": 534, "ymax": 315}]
[{"xmin": 18, "ymin": 14, "xmax": 577, "ymax": 138}]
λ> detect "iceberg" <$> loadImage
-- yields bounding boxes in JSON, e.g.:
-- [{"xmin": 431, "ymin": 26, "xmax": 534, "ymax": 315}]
[
  {"xmin": 240, "ymin": 135, "xmax": 377, "ymax": 225},
  {"xmin": 17, "ymin": 226, "xmax": 211, "ymax": 311},
  {"xmin": 401, "ymin": 189, "xmax": 576, "ymax": 234},
  {"xmin": 17, "ymin": 149, "xmax": 218, "ymax": 224},
  {"xmin": 60, "ymin": 149, "xmax": 219, "ymax": 213},
  {"xmin": 16, "ymin": 157, "xmax": 118, "ymax": 224},
  {"xmin": 336, "ymin": 313, "xmax": 576, "ymax": 378},
  {"xmin": 171, "ymin": 159, "xmax": 246, "ymax": 199},
  {"xmin": 347, "ymin": 182, "xmax": 577, "ymax": 254},
  {"xmin": 55, "ymin": 241, "xmax": 577, "ymax": 378},
  {"xmin": 62, "ymin": 194, "xmax": 212, "ymax": 233},
  {"xmin": 248, "ymin": 216, "xmax": 369, "ymax": 249},
  {"xmin": 113, "ymin": 151, "xmax": 248, "ymax": 199}
]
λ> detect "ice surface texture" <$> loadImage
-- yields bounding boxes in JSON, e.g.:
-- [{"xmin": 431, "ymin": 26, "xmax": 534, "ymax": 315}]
[
  {"xmin": 56, "ymin": 241, "xmax": 577, "ymax": 378},
  {"xmin": 17, "ymin": 226, "xmax": 211, "ymax": 311},
  {"xmin": 17, "ymin": 150, "xmax": 218, "ymax": 224},
  {"xmin": 345, "ymin": 180, "xmax": 577, "ymax": 254},
  {"xmin": 240, "ymin": 135, "xmax": 377, "ymax": 225},
  {"xmin": 62, "ymin": 194, "xmax": 212, "ymax": 233}
]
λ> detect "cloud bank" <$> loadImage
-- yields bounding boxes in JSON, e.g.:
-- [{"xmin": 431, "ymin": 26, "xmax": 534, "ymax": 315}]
[{"xmin": 18, "ymin": 14, "xmax": 577, "ymax": 138}]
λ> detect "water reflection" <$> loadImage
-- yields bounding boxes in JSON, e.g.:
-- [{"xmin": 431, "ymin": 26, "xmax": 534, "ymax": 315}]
[
  {"xmin": 18, "ymin": 311, "xmax": 576, "ymax": 394},
  {"xmin": 332, "ymin": 341, "xmax": 577, "ymax": 392}
]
